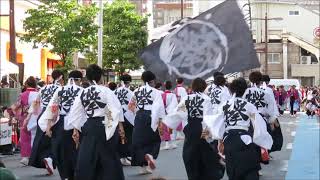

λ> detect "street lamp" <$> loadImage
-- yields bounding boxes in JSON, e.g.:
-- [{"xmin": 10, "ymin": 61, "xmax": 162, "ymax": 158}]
[{"xmin": 252, "ymin": 14, "xmax": 283, "ymax": 74}]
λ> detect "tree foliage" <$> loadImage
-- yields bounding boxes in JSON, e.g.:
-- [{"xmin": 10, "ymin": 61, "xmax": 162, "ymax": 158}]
[
  {"xmin": 86, "ymin": 0, "xmax": 148, "ymax": 74},
  {"xmin": 22, "ymin": 0, "xmax": 99, "ymax": 63}
]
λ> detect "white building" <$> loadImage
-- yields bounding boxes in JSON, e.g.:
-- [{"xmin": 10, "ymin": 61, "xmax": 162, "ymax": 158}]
[
  {"xmin": 0, "ymin": 0, "xmax": 62, "ymax": 83},
  {"xmin": 251, "ymin": 0, "xmax": 320, "ymax": 86},
  {"xmin": 192, "ymin": 0, "xmax": 320, "ymax": 86}
]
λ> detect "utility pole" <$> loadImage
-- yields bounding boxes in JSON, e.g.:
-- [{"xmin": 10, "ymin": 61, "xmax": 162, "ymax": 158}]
[
  {"xmin": 9, "ymin": 0, "xmax": 17, "ymax": 65},
  {"xmin": 252, "ymin": 15, "xmax": 282, "ymax": 75},
  {"xmin": 264, "ymin": 12, "xmax": 268, "ymax": 74},
  {"xmin": 98, "ymin": 0, "xmax": 103, "ymax": 67},
  {"xmin": 9, "ymin": 0, "xmax": 23, "ymax": 86},
  {"xmin": 180, "ymin": 0, "xmax": 184, "ymax": 19}
]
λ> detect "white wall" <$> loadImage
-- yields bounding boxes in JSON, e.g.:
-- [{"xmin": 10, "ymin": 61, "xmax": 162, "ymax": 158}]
[
  {"xmin": 0, "ymin": 32, "xmax": 9, "ymax": 67},
  {"xmin": 1, "ymin": 32, "xmax": 42, "ymax": 81},
  {"xmin": 0, "ymin": 0, "xmax": 42, "ymax": 81},
  {"xmin": 252, "ymin": 3, "xmax": 320, "ymax": 45}
]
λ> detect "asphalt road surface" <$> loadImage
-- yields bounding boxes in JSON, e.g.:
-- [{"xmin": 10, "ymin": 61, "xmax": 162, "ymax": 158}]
[{"xmin": 1, "ymin": 113, "xmax": 317, "ymax": 180}]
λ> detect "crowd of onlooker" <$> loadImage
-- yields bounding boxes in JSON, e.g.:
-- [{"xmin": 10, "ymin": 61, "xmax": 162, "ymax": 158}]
[{"xmin": 269, "ymin": 85, "xmax": 320, "ymax": 118}]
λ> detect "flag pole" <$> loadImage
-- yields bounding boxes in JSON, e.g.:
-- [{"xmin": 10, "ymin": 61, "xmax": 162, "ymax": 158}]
[
  {"xmin": 264, "ymin": 12, "xmax": 268, "ymax": 74},
  {"xmin": 180, "ymin": 0, "xmax": 184, "ymax": 19},
  {"xmin": 98, "ymin": 0, "xmax": 103, "ymax": 67}
]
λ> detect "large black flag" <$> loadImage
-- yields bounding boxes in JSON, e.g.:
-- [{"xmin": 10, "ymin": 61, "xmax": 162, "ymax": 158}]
[{"xmin": 140, "ymin": 0, "xmax": 260, "ymax": 82}]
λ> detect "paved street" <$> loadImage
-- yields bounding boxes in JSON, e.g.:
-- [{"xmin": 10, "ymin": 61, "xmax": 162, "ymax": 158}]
[{"xmin": 1, "ymin": 113, "xmax": 319, "ymax": 180}]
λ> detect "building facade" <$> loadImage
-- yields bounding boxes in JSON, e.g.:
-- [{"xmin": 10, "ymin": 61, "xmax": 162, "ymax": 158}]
[
  {"xmin": 189, "ymin": 0, "xmax": 320, "ymax": 86},
  {"xmin": 0, "ymin": 0, "xmax": 62, "ymax": 83},
  {"xmin": 250, "ymin": 1, "xmax": 320, "ymax": 86}
]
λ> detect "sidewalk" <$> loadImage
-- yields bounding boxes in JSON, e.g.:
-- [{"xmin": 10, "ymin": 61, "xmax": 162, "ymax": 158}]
[{"xmin": 285, "ymin": 115, "xmax": 320, "ymax": 180}]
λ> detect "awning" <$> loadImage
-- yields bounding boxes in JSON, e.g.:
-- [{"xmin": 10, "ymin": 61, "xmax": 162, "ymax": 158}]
[{"xmin": 0, "ymin": 60, "xmax": 19, "ymax": 78}]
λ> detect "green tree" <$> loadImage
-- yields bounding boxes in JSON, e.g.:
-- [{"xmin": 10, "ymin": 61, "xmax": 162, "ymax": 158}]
[
  {"xmin": 86, "ymin": 0, "xmax": 148, "ymax": 74},
  {"xmin": 22, "ymin": 0, "xmax": 99, "ymax": 66}
]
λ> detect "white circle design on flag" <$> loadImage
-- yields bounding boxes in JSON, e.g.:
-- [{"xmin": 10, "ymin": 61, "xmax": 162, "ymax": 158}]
[{"xmin": 159, "ymin": 19, "xmax": 228, "ymax": 80}]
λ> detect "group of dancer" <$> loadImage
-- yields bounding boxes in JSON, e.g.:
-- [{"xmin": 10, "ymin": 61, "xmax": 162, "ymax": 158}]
[{"xmin": 8, "ymin": 64, "xmax": 284, "ymax": 180}]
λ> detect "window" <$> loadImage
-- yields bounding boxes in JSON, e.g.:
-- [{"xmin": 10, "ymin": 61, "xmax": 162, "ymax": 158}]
[
  {"xmin": 268, "ymin": 53, "xmax": 281, "ymax": 64},
  {"xmin": 269, "ymin": 39, "xmax": 282, "ymax": 43},
  {"xmin": 289, "ymin": 10, "xmax": 300, "ymax": 16}
]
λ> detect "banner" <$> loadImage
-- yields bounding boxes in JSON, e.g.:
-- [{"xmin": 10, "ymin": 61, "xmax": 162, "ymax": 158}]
[
  {"xmin": 0, "ymin": 118, "xmax": 12, "ymax": 145},
  {"xmin": 140, "ymin": 0, "xmax": 259, "ymax": 82}
]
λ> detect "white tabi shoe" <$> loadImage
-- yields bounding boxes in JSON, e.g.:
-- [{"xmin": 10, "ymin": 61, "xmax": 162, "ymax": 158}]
[
  {"xmin": 145, "ymin": 166, "xmax": 153, "ymax": 174},
  {"xmin": 164, "ymin": 142, "xmax": 170, "ymax": 150},
  {"xmin": 170, "ymin": 142, "xmax": 178, "ymax": 149},
  {"xmin": 120, "ymin": 158, "xmax": 131, "ymax": 166},
  {"xmin": 139, "ymin": 166, "xmax": 152, "ymax": 174},
  {"xmin": 258, "ymin": 171, "xmax": 263, "ymax": 176},
  {"xmin": 160, "ymin": 142, "xmax": 170, "ymax": 150},
  {"xmin": 20, "ymin": 157, "xmax": 29, "ymax": 166},
  {"xmin": 176, "ymin": 132, "xmax": 185, "ymax": 140},
  {"xmin": 43, "ymin": 157, "xmax": 54, "ymax": 175}
]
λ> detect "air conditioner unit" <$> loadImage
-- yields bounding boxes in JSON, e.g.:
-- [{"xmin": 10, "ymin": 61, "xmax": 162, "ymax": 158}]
[{"xmin": 300, "ymin": 56, "xmax": 311, "ymax": 64}]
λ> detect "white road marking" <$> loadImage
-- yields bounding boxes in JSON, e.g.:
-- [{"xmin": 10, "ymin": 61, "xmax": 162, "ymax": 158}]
[{"xmin": 286, "ymin": 143, "xmax": 293, "ymax": 150}]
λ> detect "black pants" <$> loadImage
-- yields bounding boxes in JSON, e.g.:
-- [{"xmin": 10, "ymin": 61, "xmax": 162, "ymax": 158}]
[
  {"xmin": 229, "ymin": 171, "xmax": 259, "ymax": 180},
  {"xmin": 183, "ymin": 119, "xmax": 224, "ymax": 180},
  {"xmin": 306, "ymin": 110, "xmax": 315, "ymax": 116},
  {"xmin": 131, "ymin": 110, "xmax": 161, "ymax": 167},
  {"xmin": 290, "ymin": 99, "xmax": 296, "ymax": 115},
  {"xmin": 278, "ymin": 108, "xmax": 284, "ymax": 115},
  {"xmin": 223, "ymin": 130, "xmax": 260, "ymax": 180},
  {"xmin": 269, "ymin": 120, "xmax": 283, "ymax": 153},
  {"xmin": 51, "ymin": 117, "xmax": 77, "ymax": 180},
  {"xmin": 29, "ymin": 109, "xmax": 54, "ymax": 169},
  {"xmin": 75, "ymin": 117, "xmax": 124, "ymax": 180}
]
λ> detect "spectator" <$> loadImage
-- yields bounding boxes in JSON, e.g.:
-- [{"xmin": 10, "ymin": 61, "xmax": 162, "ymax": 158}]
[
  {"xmin": 277, "ymin": 85, "xmax": 287, "ymax": 115},
  {"xmin": 1, "ymin": 78, "xmax": 9, "ymax": 88},
  {"xmin": 288, "ymin": 85, "xmax": 300, "ymax": 117},
  {"xmin": 37, "ymin": 80, "xmax": 45, "ymax": 89},
  {"xmin": 11, "ymin": 76, "xmax": 39, "ymax": 166},
  {"xmin": 155, "ymin": 82, "xmax": 163, "ymax": 91},
  {"xmin": 305, "ymin": 89, "xmax": 319, "ymax": 118}
]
